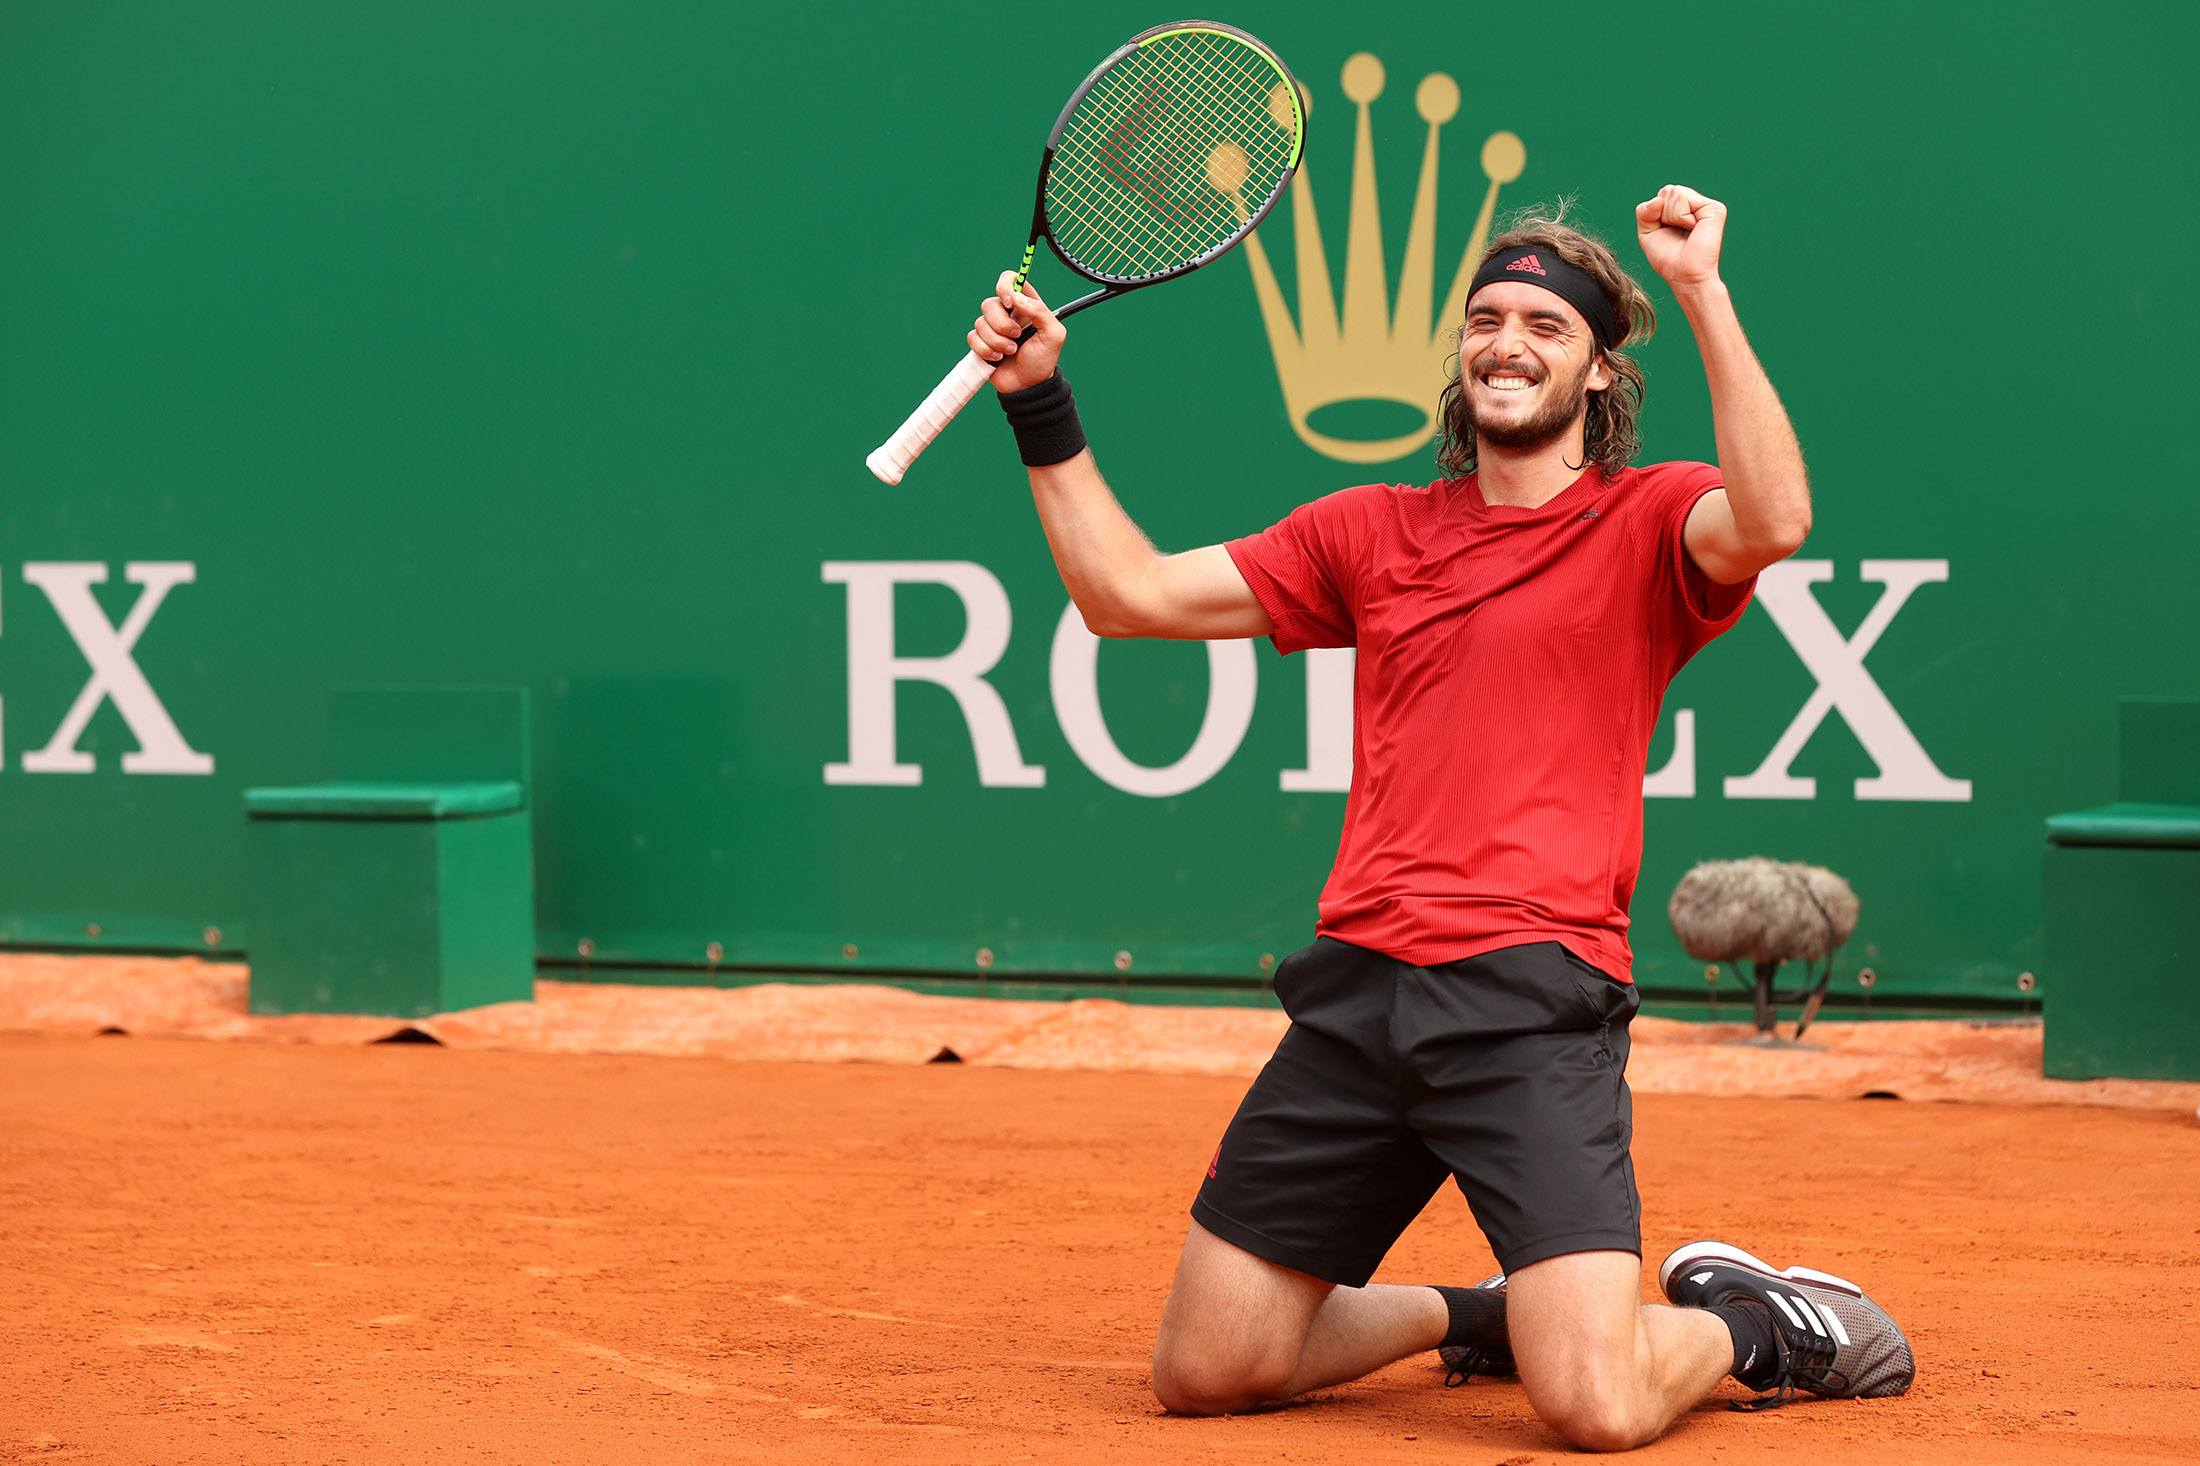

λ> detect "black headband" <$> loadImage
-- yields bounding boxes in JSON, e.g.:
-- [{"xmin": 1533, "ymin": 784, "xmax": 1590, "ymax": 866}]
[{"xmin": 1466, "ymin": 245, "xmax": 1619, "ymax": 349}]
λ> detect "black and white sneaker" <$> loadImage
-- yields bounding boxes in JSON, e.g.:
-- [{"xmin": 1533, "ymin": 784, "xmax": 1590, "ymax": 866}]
[
  {"xmin": 1437, "ymin": 1273, "xmax": 1512, "ymax": 1386},
  {"xmin": 1660, "ymin": 1241, "xmax": 1915, "ymax": 1410}
]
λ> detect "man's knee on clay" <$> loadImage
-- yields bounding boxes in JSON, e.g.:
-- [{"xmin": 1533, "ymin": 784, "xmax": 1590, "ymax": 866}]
[
  {"xmin": 1518, "ymin": 1342, "xmax": 1663, "ymax": 1453},
  {"xmin": 1150, "ymin": 1321, "xmax": 1301, "ymax": 1415},
  {"xmin": 1537, "ymin": 1395, "xmax": 1663, "ymax": 1454}
]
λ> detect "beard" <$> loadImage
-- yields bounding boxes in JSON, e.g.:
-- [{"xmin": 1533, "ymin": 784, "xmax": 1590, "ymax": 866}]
[{"xmin": 1465, "ymin": 351, "xmax": 1594, "ymax": 452}]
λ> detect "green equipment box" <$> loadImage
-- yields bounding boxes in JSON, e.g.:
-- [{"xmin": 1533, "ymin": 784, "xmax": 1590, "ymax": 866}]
[
  {"xmin": 2042, "ymin": 700, "xmax": 2200, "ymax": 1082},
  {"xmin": 244, "ymin": 686, "xmax": 536, "ymax": 1018}
]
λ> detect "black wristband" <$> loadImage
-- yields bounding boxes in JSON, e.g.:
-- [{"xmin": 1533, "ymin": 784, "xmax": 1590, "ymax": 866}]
[{"xmin": 996, "ymin": 371, "xmax": 1088, "ymax": 467}]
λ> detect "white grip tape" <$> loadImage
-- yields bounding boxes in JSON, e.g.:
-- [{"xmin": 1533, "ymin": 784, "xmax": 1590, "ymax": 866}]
[{"xmin": 865, "ymin": 351, "xmax": 999, "ymax": 485}]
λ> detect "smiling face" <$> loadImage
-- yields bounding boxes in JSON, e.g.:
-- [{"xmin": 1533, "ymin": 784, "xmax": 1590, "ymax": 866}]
[{"xmin": 1457, "ymin": 281, "xmax": 1614, "ymax": 454}]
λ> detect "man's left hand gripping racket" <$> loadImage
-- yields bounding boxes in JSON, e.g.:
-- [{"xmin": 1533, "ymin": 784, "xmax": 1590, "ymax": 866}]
[{"xmin": 866, "ymin": 21, "xmax": 1305, "ymax": 485}]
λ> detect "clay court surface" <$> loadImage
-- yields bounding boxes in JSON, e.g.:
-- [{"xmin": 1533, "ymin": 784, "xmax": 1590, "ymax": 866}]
[{"xmin": 4, "ymin": 1027, "xmax": 2198, "ymax": 1465}]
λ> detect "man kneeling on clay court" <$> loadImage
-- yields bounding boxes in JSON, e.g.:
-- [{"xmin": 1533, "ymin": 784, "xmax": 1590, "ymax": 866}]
[{"xmin": 966, "ymin": 185, "xmax": 1915, "ymax": 1448}]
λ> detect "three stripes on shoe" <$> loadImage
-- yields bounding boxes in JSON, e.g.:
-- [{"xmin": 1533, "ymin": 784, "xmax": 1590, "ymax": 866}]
[{"xmin": 1687, "ymin": 1269, "xmax": 1852, "ymax": 1347}]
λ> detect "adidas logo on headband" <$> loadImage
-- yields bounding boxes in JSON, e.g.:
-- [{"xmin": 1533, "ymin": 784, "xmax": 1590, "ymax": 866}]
[{"xmin": 1505, "ymin": 253, "xmax": 1549, "ymax": 276}]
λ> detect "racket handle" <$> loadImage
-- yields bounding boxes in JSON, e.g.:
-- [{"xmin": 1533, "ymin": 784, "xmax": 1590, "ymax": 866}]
[{"xmin": 866, "ymin": 350, "xmax": 999, "ymax": 485}]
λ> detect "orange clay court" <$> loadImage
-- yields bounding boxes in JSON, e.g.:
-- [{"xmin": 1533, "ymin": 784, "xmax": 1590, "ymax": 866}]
[{"xmin": 3, "ymin": 958, "xmax": 2198, "ymax": 1465}]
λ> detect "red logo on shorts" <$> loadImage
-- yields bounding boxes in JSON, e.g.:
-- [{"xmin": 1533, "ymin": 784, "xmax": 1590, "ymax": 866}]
[
  {"xmin": 1207, "ymin": 1145, "xmax": 1221, "ymax": 1180},
  {"xmin": 1506, "ymin": 252, "xmax": 1548, "ymax": 275}
]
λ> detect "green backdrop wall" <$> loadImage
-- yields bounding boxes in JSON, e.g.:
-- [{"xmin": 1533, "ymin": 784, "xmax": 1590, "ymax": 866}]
[{"xmin": 1, "ymin": 1, "xmax": 2193, "ymax": 1002}]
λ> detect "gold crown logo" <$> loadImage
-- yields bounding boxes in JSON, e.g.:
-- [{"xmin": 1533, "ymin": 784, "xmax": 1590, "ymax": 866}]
[{"xmin": 1244, "ymin": 53, "xmax": 1525, "ymax": 463}]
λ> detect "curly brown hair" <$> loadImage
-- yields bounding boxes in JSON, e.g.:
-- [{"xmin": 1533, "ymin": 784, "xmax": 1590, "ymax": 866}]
[{"xmin": 1435, "ymin": 204, "xmax": 1657, "ymax": 480}]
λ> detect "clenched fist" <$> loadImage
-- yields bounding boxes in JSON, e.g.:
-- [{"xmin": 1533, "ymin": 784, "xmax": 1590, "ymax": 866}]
[{"xmin": 1636, "ymin": 185, "xmax": 1727, "ymax": 294}]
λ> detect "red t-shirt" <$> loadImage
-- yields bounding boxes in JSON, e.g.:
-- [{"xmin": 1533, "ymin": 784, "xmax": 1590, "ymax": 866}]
[{"xmin": 1227, "ymin": 462, "xmax": 1753, "ymax": 981}]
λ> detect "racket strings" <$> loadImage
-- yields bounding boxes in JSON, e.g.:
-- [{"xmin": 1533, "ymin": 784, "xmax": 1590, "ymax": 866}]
[
  {"xmin": 1090, "ymin": 81, "xmax": 1184, "ymax": 226},
  {"xmin": 1087, "ymin": 41, "xmax": 1261, "ymax": 221},
  {"xmin": 1058, "ymin": 37, "xmax": 1288, "ymax": 266},
  {"xmin": 1108, "ymin": 48, "xmax": 1267, "ymax": 217},
  {"xmin": 1046, "ymin": 30, "xmax": 1299, "ymax": 281},
  {"xmin": 1136, "ymin": 35, "xmax": 1295, "ymax": 180},
  {"xmin": 1054, "ymin": 78, "xmax": 1215, "ymax": 271}
]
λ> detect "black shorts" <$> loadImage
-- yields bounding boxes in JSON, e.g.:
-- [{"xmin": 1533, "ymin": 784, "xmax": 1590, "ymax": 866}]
[{"xmin": 1191, "ymin": 937, "xmax": 1641, "ymax": 1286}]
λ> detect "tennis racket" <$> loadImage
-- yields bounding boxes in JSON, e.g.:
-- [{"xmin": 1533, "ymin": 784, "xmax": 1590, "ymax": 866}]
[{"xmin": 865, "ymin": 21, "xmax": 1306, "ymax": 485}]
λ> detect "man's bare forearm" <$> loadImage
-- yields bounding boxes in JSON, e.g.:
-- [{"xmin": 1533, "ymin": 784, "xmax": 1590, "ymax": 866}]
[
  {"xmin": 1027, "ymin": 449, "xmax": 1166, "ymax": 637},
  {"xmin": 1675, "ymin": 281, "xmax": 1811, "ymax": 556},
  {"xmin": 1025, "ymin": 450, "xmax": 1272, "ymax": 641},
  {"xmin": 970, "ymin": 276, "xmax": 1268, "ymax": 641}
]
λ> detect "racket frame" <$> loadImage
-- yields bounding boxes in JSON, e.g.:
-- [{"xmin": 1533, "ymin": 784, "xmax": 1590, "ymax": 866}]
[
  {"xmin": 866, "ymin": 21, "xmax": 1305, "ymax": 484},
  {"xmin": 1017, "ymin": 20, "xmax": 1307, "ymax": 319}
]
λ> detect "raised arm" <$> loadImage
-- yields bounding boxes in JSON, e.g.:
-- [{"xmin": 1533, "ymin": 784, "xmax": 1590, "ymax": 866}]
[
  {"xmin": 969, "ymin": 273, "xmax": 1272, "ymax": 641},
  {"xmin": 1635, "ymin": 186, "xmax": 1812, "ymax": 585}
]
